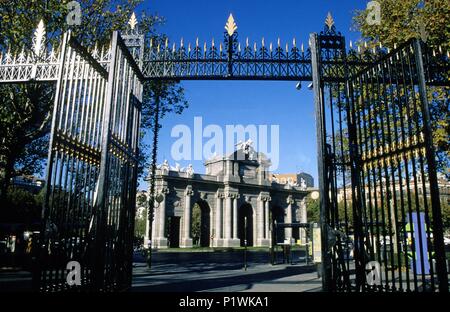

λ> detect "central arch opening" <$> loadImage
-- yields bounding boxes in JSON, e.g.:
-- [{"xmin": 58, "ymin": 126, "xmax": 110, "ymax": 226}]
[
  {"xmin": 192, "ymin": 200, "xmax": 211, "ymax": 247},
  {"xmin": 271, "ymin": 205, "xmax": 285, "ymax": 244}
]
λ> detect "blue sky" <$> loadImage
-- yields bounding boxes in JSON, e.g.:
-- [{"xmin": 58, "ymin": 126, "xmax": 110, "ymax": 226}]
[{"xmin": 136, "ymin": 0, "xmax": 367, "ymax": 189}]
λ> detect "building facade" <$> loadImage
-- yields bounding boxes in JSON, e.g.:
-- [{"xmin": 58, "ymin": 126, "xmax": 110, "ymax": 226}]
[{"xmin": 145, "ymin": 143, "xmax": 311, "ymax": 249}]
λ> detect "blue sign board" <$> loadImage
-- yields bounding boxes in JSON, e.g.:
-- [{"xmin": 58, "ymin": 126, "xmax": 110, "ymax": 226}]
[{"xmin": 408, "ymin": 212, "xmax": 430, "ymax": 275}]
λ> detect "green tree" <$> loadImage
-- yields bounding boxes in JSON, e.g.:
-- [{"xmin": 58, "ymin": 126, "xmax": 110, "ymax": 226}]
[
  {"xmin": 134, "ymin": 208, "xmax": 147, "ymax": 239},
  {"xmin": 4, "ymin": 186, "xmax": 42, "ymax": 224},
  {"xmin": 353, "ymin": 0, "xmax": 450, "ymax": 177},
  {"xmin": 306, "ymin": 195, "xmax": 320, "ymax": 223},
  {"xmin": 0, "ymin": 2, "xmax": 189, "ymax": 206},
  {"xmin": 192, "ymin": 203, "xmax": 201, "ymax": 246}
]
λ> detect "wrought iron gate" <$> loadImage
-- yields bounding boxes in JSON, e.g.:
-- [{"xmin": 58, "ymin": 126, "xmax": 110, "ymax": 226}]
[
  {"xmin": 29, "ymin": 30, "xmax": 143, "ymax": 291},
  {"xmin": 311, "ymin": 24, "xmax": 449, "ymax": 292},
  {"xmin": 0, "ymin": 13, "xmax": 448, "ymax": 292}
]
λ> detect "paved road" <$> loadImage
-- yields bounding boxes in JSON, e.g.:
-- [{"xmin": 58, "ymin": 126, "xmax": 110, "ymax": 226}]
[
  {"xmin": 0, "ymin": 250, "xmax": 323, "ymax": 292},
  {"xmin": 132, "ymin": 250, "xmax": 323, "ymax": 292}
]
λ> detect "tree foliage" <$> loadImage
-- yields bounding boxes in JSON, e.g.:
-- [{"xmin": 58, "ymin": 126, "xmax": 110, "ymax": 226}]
[
  {"xmin": 306, "ymin": 195, "xmax": 320, "ymax": 223},
  {"xmin": 353, "ymin": 0, "xmax": 450, "ymax": 177},
  {"xmin": 0, "ymin": 1, "xmax": 189, "ymax": 205},
  {"xmin": 192, "ymin": 203, "xmax": 201, "ymax": 246},
  {"xmin": 2, "ymin": 186, "xmax": 43, "ymax": 223}
]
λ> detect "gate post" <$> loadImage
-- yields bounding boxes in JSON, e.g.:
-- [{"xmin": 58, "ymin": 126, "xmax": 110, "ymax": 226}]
[
  {"xmin": 310, "ymin": 32, "xmax": 331, "ymax": 291},
  {"xmin": 413, "ymin": 39, "xmax": 449, "ymax": 293}
]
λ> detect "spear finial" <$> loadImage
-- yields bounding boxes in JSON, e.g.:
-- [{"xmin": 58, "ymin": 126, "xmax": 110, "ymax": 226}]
[
  {"xmin": 325, "ymin": 12, "xmax": 334, "ymax": 30},
  {"xmin": 225, "ymin": 14, "xmax": 238, "ymax": 37},
  {"xmin": 128, "ymin": 12, "xmax": 138, "ymax": 30},
  {"xmin": 33, "ymin": 19, "xmax": 46, "ymax": 56}
]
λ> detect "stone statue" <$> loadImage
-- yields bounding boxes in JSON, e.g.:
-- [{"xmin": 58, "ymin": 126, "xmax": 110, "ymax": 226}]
[
  {"xmin": 300, "ymin": 178, "xmax": 307, "ymax": 190},
  {"xmin": 161, "ymin": 159, "xmax": 170, "ymax": 174},
  {"xmin": 186, "ymin": 164, "xmax": 194, "ymax": 177},
  {"xmin": 287, "ymin": 177, "xmax": 296, "ymax": 187}
]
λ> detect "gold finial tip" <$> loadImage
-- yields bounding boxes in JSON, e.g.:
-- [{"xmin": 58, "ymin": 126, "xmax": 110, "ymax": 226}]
[
  {"xmin": 128, "ymin": 12, "xmax": 138, "ymax": 30},
  {"xmin": 325, "ymin": 12, "xmax": 334, "ymax": 30},
  {"xmin": 225, "ymin": 13, "xmax": 238, "ymax": 37}
]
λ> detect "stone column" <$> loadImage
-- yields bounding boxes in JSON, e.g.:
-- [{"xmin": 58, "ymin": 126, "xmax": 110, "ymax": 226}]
[
  {"xmin": 223, "ymin": 191, "xmax": 240, "ymax": 247},
  {"xmin": 257, "ymin": 195, "xmax": 264, "ymax": 241},
  {"xmin": 151, "ymin": 208, "xmax": 157, "ymax": 244},
  {"xmin": 215, "ymin": 192, "xmax": 223, "ymax": 247},
  {"xmin": 257, "ymin": 193, "xmax": 271, "ymax": 247},
  {"xmin": 264, "ymin": 199, "xmax": 270, "ymax": 240},
  {"xmin": 285, "ymin": 196, "xmax": 294, "ymax": 241},
  {"xmin": 181, "ymin": 186, "xmax": 194, "ymax": 248},
  {"xmin": 224, "ymin": 193, "xmax": 232, "ymax": 239},
  {"xmin": 300, "ymin": 197, "xmax": 307, "ymax": 243},
  {"xmin": 232, "ymin": 195, "xmax": 239, "ymax": 239},
  {"xmin": 144, "ymin": 211, "xmax": 150, "ymax": 248},
  {"xmin": 155, "ymin": 188, "xmax": 169, "ymax": 248}
]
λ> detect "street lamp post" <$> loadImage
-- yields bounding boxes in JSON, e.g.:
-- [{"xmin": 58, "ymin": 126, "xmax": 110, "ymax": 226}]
[
  {"xmin": 244, "ymin": 216, "xmax": 247, "ymax": 271},
  {"xmin": 146, "ymin": 88, "xmax": 162, "ymax": 269}
]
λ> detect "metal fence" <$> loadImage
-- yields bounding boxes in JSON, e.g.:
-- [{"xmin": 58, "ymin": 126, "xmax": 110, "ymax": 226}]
[
  {"xmin": 0, "ymin": 13, "xmax": 448, "ymax": 292},
  {"xmin": 29, "ymin": 31, "xmax": 143, "ymax": 292},
  {"xmin": 311, "ymin": 23, "xmax": 449, "ymax": 292}
]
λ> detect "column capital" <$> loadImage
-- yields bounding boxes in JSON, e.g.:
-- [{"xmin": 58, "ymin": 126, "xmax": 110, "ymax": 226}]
[
  {"xmin": 185, "ymin": 185, "xmax": 194, "ymax": 197},
  {"xmin": 258, "ymin": 192, "xmax": 271, "ymax": 202},
  {"xmin": 216, "ymin": 191, "xmax": 225, "ymax": 199},
  {"xmin": 286, "ymin": 195, "xmax": 295, "ymax": 205},
  {"xmin": 225, "ymin": 191, "xmax": 239, "ymax": 199},
  {"xmin": 157, "ymin": 187, "xmax": 170, "ymax": 196}
]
